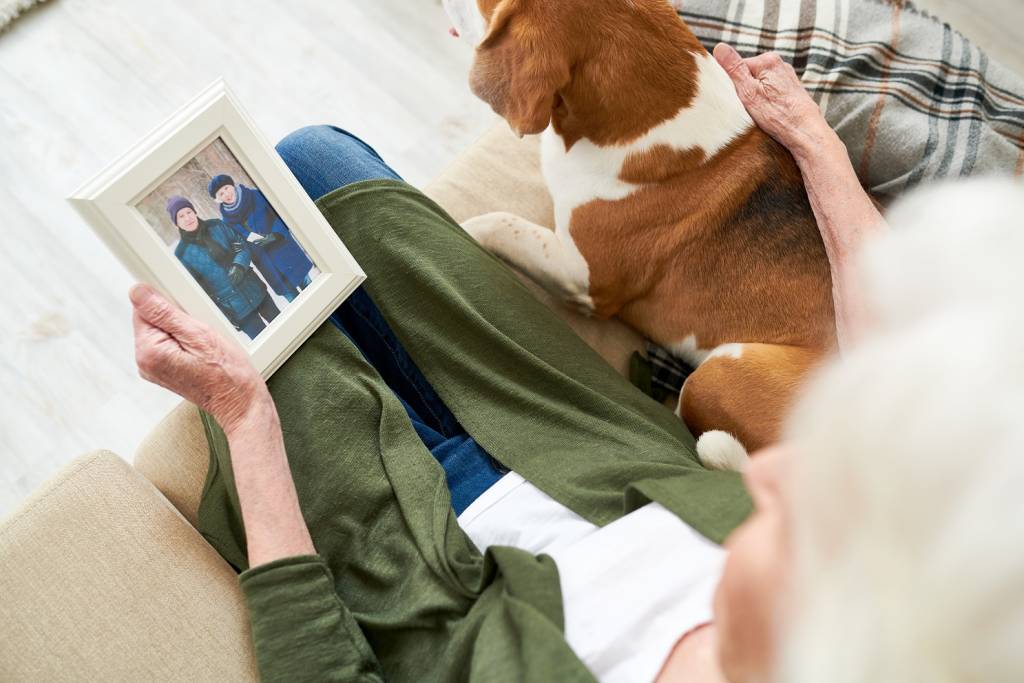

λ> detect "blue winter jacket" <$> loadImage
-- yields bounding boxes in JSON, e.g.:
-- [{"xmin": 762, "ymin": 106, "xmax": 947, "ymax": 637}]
[
  {"xmin": 174, "ymin": 219, "xmax": 268, "ymax": 324},
  {"xmin": 220, "ymin": 184, "xmax": 313, "ymax": 295}
]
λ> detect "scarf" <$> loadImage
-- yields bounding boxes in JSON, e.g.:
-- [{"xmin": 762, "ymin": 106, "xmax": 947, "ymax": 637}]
[{"xmin": 219, "ymin": 184, "xmax": 257, "ymax": 226}]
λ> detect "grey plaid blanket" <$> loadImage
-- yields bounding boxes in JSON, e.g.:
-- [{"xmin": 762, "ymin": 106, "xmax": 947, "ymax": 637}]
[{"xmin": 637, "ymin": 0, "xmax": 1024, "ymax": 400}]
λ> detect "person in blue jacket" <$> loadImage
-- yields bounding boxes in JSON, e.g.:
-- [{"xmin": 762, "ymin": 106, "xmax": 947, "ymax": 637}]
[
  {"xmin": 167, "ymin": 196, "xmax": 280, "ymax": 341},
  {"xmin": 209, "ymin": 174, "xmax": 314, "ymax": 303}
]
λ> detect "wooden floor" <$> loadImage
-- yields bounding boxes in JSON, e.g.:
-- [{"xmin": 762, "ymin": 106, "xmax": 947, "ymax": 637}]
[
  {"xmin": 0, "ymin": 0, "xmax": 497, "ymax": 517},
  {"xmin": 0, "ymin": 0, "xmax": 1022, "ymax": 518}
]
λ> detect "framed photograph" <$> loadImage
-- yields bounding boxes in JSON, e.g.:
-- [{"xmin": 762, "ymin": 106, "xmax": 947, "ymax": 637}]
[{"xmin": 70, "ymin": 79, "xmax": 364, "ymax": 378}]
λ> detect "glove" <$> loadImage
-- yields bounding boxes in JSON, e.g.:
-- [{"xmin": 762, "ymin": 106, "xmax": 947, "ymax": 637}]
[
  {"xmin": 228, "ymin": 264, "xmax": 246, "ymax": 286},
  {"xmin": 258, "ymin": 233, "xmax": 282, "ymax": 247}
]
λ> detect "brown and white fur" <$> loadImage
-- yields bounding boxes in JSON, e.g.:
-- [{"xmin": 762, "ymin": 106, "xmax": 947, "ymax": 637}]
[{"xmin": 444, "ymin": 0, "xmax": 836, "ymax": 469}]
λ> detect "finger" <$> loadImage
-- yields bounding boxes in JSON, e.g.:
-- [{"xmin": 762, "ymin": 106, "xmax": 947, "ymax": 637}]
[
  {"xmin": 131, "ymin": 305, "xmax": 152, "ymax": 345},
  {"xmin": 713, "ymin": 43, "xmax": 758, "ymax": 97},
  {"xmin": 132, "ymin": 307, "xmax": 175, "ymax": 352},
  {"xmin": 129, "ymin": 284, "xmax": 202, "ymax": 344},
  {"xmin": 713, "ymin": 43, "xmax": 751, "ymax": 78},
  {"xmin": 744, "ymin": 51, "xmax": 787, "ymax": 76},
  {"xmin": 131, "ymin": 310, "xmax": 177, "ymax": 387}
]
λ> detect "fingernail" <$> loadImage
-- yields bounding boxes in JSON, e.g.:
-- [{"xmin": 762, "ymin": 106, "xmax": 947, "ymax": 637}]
[
  {"xmin": 713, "ymin": 43, "xmax": 739, "ymax": 63},
  {"xmin": 129, "ymin": 284, "xmax": 153, "ymax": 306}
]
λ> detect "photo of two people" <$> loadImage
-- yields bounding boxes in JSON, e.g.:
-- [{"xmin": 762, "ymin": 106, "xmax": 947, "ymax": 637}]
[{"xmin": 136, "ymin": 138, "xmax": 320, "ymax": 343}]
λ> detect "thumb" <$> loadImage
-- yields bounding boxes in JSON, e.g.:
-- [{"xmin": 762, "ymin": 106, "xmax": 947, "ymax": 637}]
[
  {"xmin": 129, "ymin": 284, "xmax": 198, "ymax": 342},
  {"xmin": 713, "ymin": 43, "xmax": 757, "ymax": 96}
]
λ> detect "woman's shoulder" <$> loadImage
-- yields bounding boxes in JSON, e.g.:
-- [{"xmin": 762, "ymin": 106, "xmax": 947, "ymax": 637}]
[
  {"xmin": 242, "ymin": 184, "xmax": 271, "ymax": 205},
  {"xmin": 201, "ymin": 217, "xmax": 233, "ymax": 233},
  {"xmin": 174, "ymin": 239, "xmax": 200, "ymax": 267}
]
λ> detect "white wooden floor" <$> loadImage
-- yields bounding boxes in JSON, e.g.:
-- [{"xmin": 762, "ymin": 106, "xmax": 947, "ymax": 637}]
[
  {"xmin": 1, "ymin": 0, "xmax": 1021, "ymax": 518},
  {"xmin": 0, "ymin": 0, "xmax": 497, "ymax": 517}
]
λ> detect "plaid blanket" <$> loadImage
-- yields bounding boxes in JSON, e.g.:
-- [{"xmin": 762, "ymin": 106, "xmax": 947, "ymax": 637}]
[{"xmin": 636, "ymin": 0, "xmax": 1024, "ymax": 400}]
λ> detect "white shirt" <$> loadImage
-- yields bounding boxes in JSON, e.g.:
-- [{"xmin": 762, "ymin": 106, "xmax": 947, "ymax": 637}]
[{"xmin": 457, "ymin": 472, "xmax": 725, "ymax": 683}]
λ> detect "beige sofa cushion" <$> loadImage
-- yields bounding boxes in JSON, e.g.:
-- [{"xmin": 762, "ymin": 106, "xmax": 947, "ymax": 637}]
[
  {"xmin": 424, "ymin": 123, "xmax": 556, "ymax": 228},
  {"xmin": 0, "ymin": 450, "xmax": 256, "ymax": 681},
  {"xmin": 136, "ymin": 122, "xmax": 645, "ymax": 522},
  {"xmin": 134, "ymin": 401, "xmax": 209, "ymax": 528}
]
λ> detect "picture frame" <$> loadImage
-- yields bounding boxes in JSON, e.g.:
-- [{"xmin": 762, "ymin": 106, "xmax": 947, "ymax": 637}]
[{"xmin": 69, "ymin": 79, "xmax": 365, "ymax": 378}]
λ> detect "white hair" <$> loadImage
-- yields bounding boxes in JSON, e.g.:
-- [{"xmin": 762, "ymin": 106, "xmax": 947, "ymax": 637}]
[{"xmin": 778, "ymin": 179, "xmax": 1024, "ymax": 682}]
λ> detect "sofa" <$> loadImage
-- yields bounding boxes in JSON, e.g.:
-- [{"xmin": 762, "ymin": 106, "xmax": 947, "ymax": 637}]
[{"xmin": 0, "ymin": 124, "xmax": 647, "ymax": 681}]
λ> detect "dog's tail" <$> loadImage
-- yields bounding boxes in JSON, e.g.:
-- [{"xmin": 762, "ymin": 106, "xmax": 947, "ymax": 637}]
[{"xmin": 696, "ymin": 431, "xmax": 749, "ymax": 471}]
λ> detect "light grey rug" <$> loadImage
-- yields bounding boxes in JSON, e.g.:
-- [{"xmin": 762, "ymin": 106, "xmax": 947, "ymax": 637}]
[{"xmin": 0, "ymin": 0, "xmax": 49, "ymax": 32}]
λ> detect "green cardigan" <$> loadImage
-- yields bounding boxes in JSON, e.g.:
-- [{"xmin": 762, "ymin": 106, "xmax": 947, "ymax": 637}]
[{"xmin": 196, "ymin": 181, "xmax": 752, "ymax": 682}]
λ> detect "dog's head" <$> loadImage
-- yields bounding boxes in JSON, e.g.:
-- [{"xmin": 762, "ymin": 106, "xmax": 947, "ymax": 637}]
[
  {"xmin": 443, "ymin": 0, "xmax": 572, "ymax": 137},
  {"xmin": 443, "ymin": 0, "xmax": 701, "ymax": 142}
]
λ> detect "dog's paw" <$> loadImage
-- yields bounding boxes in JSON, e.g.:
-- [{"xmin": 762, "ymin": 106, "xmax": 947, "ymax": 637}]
[
  {"xmin": 696, "ymin": 431, "xmax": 749, "ymax": 471},
  {"xmin": 460, "ymin": 212, "xmax": 518, "ymax": 248},
  {"xmin": 563, "ymin": 291, "xmax": 597, "ymax": 316},
  {"xmin": 460, "ymin": 215, "xmax": 496, "ymax": 246}
]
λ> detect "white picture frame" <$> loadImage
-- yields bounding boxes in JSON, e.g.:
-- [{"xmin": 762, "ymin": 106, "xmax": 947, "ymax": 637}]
[{"xmin": 69, "ymin": 79, "xmax": 365, "ymax": 378}]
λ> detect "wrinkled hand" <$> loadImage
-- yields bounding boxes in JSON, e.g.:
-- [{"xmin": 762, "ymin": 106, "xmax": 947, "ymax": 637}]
[
  {"xmin": 130, "ymin": 283, "xmax": 267, "ymax": 431},
  {"xmin": 713, "ymin": 43, "xmax": 832, "ymax": 160}
]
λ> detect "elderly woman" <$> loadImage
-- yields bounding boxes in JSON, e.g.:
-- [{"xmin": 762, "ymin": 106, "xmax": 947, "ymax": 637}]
[
  {"xmin": 133, "ymin": 47, "xmax": 1023, "ymax": 682},
  {"xmin": 209, "ymin": 174, "xmax": 314, "ymax": 303},
  {"xmin": 168, "ymin": 196, "xmax": 280, "ymax": 341}
]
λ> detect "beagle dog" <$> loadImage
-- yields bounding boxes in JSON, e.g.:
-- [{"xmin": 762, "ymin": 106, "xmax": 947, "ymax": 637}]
[{"xmin": 444, "ymin": 0, "xmax": 836, "ymax": 469}]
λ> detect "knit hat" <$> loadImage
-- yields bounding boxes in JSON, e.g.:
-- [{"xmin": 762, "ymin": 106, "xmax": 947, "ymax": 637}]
[
  {"xmin": 166, "ymin": 196, "xmax": 195, "ymax": 226},
  {"xmin": 208, "ymin": 174, "xmax": 235, "ymax": 198}
]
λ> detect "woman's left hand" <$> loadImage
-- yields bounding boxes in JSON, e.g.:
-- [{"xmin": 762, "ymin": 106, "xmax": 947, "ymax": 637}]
[
  {"xmin": 131, "ymin": 284, "xmax": 316, "ymax": 568},
  {"xmin": 130, "ymin": 283, "xmax": 267, "ymax": 431},
  {"xmin": 712, "ymin": 43, "xmax": 832, "ymax": 162}
]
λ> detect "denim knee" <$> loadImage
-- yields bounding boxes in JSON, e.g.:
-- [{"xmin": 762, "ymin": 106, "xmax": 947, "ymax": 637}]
[
  {"xmin": 275, "ymin": 125, "xmax": 334, "ymax": 168},
  {"xmin": 275, "ymin": 125, "xmax": 401, "ymax": 201},
  {"xmin": 276, "ymin": 125, "xmax": 389, "ymax": 166}
]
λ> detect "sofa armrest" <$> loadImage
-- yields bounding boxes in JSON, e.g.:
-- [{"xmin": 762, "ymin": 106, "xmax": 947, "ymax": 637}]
[
  {"xmin": 134, "ymin": 401, "xmax": 209, "ymax": 525},
  {"xmin": 0, "ymin": 451, "xmax": 256, "ymax": 682}
]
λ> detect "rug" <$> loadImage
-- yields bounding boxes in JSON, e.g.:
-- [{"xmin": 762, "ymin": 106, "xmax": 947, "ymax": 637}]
[{"xmin": 0, "ymin": 0, "xmax": 49, "ymax": 32}]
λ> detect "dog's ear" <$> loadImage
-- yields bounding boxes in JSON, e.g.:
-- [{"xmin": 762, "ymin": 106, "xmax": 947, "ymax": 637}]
[{"xmin": 469, "ymin": 0, "xmax": 570, "ymax": 137}]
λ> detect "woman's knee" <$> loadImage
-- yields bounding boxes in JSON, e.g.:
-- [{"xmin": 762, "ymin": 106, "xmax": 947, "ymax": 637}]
[
  {"xmin": 275, "ymin": 125, "xmax": 338, "ymax": 170},
  {"xmin": 275, "ymin": 125, "xmax": 400, "ymax": 200},
  {"xmin": 276, "ymin": 125, "xmax": 390, "ymax": 167}
]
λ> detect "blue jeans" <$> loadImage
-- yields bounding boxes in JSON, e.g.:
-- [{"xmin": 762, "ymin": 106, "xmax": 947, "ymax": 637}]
[{"xmin": 276, "ymin": 125, "xmax": 505, "ymax": 515}]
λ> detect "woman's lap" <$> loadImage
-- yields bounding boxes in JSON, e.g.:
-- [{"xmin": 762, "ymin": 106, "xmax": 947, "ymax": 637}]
[{"xmin": 275, "ymin": 125, "xmax": 504, "ymax": 515}]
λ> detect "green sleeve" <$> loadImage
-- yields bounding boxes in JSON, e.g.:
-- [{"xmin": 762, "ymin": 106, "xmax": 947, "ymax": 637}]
[{"xmin": 239, "ymin": 555, "xmax": 383, "ymax": 682}]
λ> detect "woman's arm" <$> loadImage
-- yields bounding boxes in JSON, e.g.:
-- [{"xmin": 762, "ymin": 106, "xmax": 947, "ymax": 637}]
[
  {"xmin": 222, "ymin": 394, "xmax": 317, "ymax": 566},
  {"xmin": 224, "ymin": 224, "xmax": 255, "ymax": 269},
  {"xmin": 791, "ymin": 130, "xmax": 885, "ymax": 352},
  {"xmin": 129, "ymin": 282, "xmax": 313, "ymax": 566},
  {"xmin": 129, "ymin": 283, "xmax": 382, "ymax": 681},
  {"xmin": 713, "ymin": 44, "xmax": 887, "ymax": 349}
]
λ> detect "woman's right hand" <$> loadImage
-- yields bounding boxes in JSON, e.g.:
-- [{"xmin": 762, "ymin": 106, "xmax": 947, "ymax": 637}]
[
  {"xmin": 130, "ymin": 283, "xmax": 268, "ymax": 431},
  {"xmin": 712, "ymin": 43, "xmax": 833, "ymax": 162}
]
